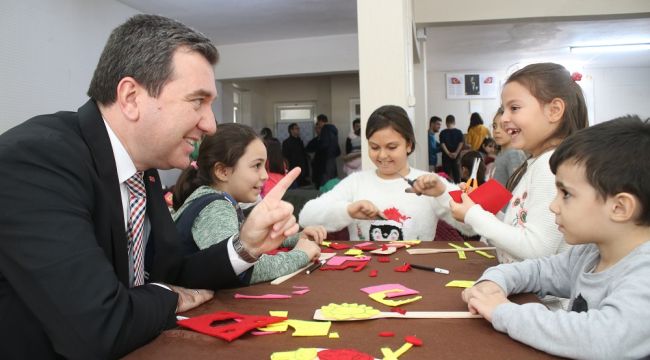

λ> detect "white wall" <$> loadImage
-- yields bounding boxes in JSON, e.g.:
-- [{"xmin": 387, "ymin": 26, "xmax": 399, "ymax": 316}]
[{"xmin": 0, "ymin": 0, "xmax": 139, "ymax": 133}]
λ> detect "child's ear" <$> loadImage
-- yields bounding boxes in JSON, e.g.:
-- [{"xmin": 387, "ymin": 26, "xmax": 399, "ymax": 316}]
[
  {"xmin": 547, "ymin": 98, "xmax": 566, "ymax": 124},
  {"xmin": 213, "ymin": 163, "xmax": 231, "ymax": 182},
  {"xmin": 609, "ymin": 192, "xmax": 639, "ymax": 223}
]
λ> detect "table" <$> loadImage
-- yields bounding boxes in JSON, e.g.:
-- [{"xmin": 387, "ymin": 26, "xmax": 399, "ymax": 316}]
[{"xmin": 124, "ymin": 241, "xmax": 558, "ymax": 359}]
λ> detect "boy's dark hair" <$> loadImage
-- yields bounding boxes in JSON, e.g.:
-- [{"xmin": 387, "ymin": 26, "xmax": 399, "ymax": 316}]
[
  {"xmin": 353, "ymin": 118, "xmax": 360, "ymax": 126},
  {"xmin": 445, "ymin": 115, "xmax": 455, "ymax": 124},
  {"xmin": 88, "ymin": 14, "xmax": 218, "ymax": 105},
  {"xmin": 468, "ymin": 112, "xmax": 484, "ymax": 129},
  {"xmin": 430, "ymin": 116, "xmax": 442, "ymax": 126},
  {"xmin": 173, "ymin": 123, "xmax": 259, "ymax": 210},
  {"xmin": 460, "ymin": 150, "xmax": 486, "ymax": 186},
  {"xmin": 550, "ymin": 115, "xmax": 650, "ymax": 225},
  {"xmin": 316, "ymin": 114, "xmax": 329, "ymax": 123},
  {"xmin": 366, "ymin": 105, "xmax": 416, "ymax": 155},
  {"xmin": 288, "ymin": 123, "xmax": 298, "ymax": 132}
]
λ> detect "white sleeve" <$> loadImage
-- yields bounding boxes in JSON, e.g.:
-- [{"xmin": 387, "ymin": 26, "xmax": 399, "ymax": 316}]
[
  {"xmin": 298, "ymin": 174, "xmax": 357, "ymax": 232},
  {"xmin": 463, "ymin": 160, "xmax": 564, "ymax": 260}
]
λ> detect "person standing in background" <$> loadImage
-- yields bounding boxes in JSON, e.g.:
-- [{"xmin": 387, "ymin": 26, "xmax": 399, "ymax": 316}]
[
  {"xmin": 466, "ymin": 112, "xmax": 491, "ymax": 151},
  {"xmin": 439, "ymin": 115, "xmax": 464, "ymax": 183},
  {"xmin": 282, "ymin": 122, "xmax": 311, "ymax": 186},
  {"xmin": 428, "ymin": 116, "xmax": 442, "ymax": 172}
]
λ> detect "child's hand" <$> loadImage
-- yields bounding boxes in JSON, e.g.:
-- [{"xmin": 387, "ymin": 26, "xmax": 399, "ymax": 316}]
[
  {"xmin": 294, "ymin": 238, "xmax": 321, "ymax": 262},
  {"xmin": 461, "ymin": 281, "xmax": 509, "ymax": 322},
  {"xmin": 411, "ymin": 174, "xmax": 447, "ymax": 197},
  {"xmin": 300, "ymin": 225, "xmax": 327, "ymax": 244},
  {"xmin": 449, "ymin": 192, "xmax": 477, "ymax": 222},
  {"xmin": 347, "ymin": 200, "xmax": 381, "ymax": 220}
]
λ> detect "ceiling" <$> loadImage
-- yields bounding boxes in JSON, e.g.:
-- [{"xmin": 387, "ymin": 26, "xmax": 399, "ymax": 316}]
[{"xmin": 119, "ymin": 0, "xmax": 650, "ymax": 72}]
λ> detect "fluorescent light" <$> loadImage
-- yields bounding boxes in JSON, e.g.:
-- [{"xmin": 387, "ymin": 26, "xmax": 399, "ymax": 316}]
[{"xmin": 570, "ymin": 43, "xmax": 650, "ymax": 54}]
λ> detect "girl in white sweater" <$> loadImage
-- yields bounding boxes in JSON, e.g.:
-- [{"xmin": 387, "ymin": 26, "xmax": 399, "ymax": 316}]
[
  {"xmin": 299, "ymin": 105, "xmax": 473, "ymax": 241},
  {"xmin": 412, "ymin": 63, "xmax": 588, "ymax": 263}
]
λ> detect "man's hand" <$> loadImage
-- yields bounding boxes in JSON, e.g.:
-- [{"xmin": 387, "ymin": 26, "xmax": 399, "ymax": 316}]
[
  {"xmin": 461, "ymin": 281, "xmax": 509, "ymax": 322},
  {"xmin": 300, "ymin": 225, "xmax": 327, "ymax": 244},
  {"xmin": 347, "ymin": 200, "xmax": 381, "ymax": 220},
  {"xmin": 239, "ymin": 167, "xmax": 301, "ymax": 257},
  {"xmin": 168, "ymin": 285, "xmax": 214, "ymax": 313},
  {"xmin": 411, "ymin": 173, "xmax": 447, "ymax": 197},
  {"xmin": 449, "ymin": 192, "xmax": 477, "ymax": 222}
]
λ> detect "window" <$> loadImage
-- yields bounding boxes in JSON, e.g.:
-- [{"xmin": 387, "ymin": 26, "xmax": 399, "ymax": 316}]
[{"xmin": 274, "ymin": 102, "xmax": 316, "ymax": 144}]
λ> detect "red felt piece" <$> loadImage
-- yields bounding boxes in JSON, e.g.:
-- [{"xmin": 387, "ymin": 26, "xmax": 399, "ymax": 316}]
[
  {"xmin": 321, "ymin": 260, "xmax": 369, "ymax": 272},
  {"xmin": 377, "ymin": 256, "xmax": 390, "ymax": 263},
  {"xmin": 176, "ymin": 311, "xmax": 286, "ymax": 342},
  {"xmin": 381, "ymin": 244, "xmax": 388, "ymax": 251},
  {"xmin": 329, "ymin": 243, "xmax": 351, "ymax": 250},
  {"xmin": 369, "ymin": 270, "xmax": 378, "ymax": 277},
  {"xmin": 317, "ymin": 349, "xmax": 374, "ymax": 360},
  {"xmin": 393, "ymin": 263, "xmax": 411, "ymax": 272},
  {"xmin": 264, "ymin": 247, "xmax": 291, "ymax": 255},
  {"xmin": 449, "ymin": 179, "xmax": 512, "ymax": 215},
  {"xmin": 379, "ymin": 331, "xmax": 395, "ymax": 337},
  {"xmin": 391, "ymin": 308, "xmax": 407, "ymax": 315},
  {"xmin": 355, "ymin": 244, "xmax": 378, "ymax": 251},
  {"xmin": 405, "ymin": 335, "xmax": 423, "ymax": 346}
]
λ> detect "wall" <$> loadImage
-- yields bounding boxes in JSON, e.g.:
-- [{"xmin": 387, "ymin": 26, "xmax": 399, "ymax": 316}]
[{"xmin": 0, "ymin": 0, "xmax": 139, "ymax": 133}]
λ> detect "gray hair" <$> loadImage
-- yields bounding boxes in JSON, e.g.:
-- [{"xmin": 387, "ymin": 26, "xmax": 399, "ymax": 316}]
[{"xmin": 87, "ymin": 14, "xmax": 218, "ymax": 105}]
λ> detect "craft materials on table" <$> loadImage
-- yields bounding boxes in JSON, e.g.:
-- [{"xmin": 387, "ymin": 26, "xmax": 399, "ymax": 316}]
[{"xmin": 314, "ymin": 303, "xmax": 481, "ymax": 321}]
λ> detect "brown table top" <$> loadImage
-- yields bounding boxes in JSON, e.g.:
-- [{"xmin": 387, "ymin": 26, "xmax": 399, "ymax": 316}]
[{"xmin": 124, "ymin": 241, "xmax": 558, "ymax": 359}]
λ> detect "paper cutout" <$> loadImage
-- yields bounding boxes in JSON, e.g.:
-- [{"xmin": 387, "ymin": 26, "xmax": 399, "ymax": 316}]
[
  {"xmin": 328, "ymin": 332, "xmax": 340, "ymax": 339},
  {"xmin": 286, "ymin": 319, "xmax": 331, "ymax": 336},
  {"xmin": 344, "ymin": 248, "xmax": 364, "ymax": 256},
  {"xmin": 355, "ymin": 243, "xmax": 379, "ymax": 251},
  {"xmin": 270, "ymin": 311, "xmax": 289, "ymax": 317},
  {"xmin": 258, "ymin": 321, "xmax": 289, "ymax": 332},
  {"xmin": 234, "ymin": 293, "xmax": 292, "ymax": 299},
  {"xmin": 462, "ymin": 241, "xmax": 495, "ymax": 259},
  {"xmin": 361, "ymin": 284, "xmax": 419, "ymax": 298},
  {"xmin": 370, "ymin": 246, "xmax": 397, "ymax": 255},
  {"xmin": 251, "ymin": 330, "xmax": 281, "ymax": 336},
  {"xmin": 176, "ymin": 311, "xmax": 286, "ymax": 342},
  {"xmin": 321, "ymin": 241, "xmax": 331, "ymax": 247},
  {"xmin": 368, "ymin": 290, "xmax": 422, "ymax": 307},
  {"xmin": 369, "ymin": 270, "xmax": 378, "ymax": 277},
  {"xmin": 449, "ymin": 179, "xmax": 513, "ymax": 215},
  {"xmin": 329, "ymin": 242, "xmax": 351, "ymax": 250},
  {"xmin": 320, "ymin": 303, "xmax": 380, "ymax": 320},
  {"xmin": 292, "ymin": 289, "xmax": 310, "ymax": 295},
  {"xmin": 377, "ymin": 256, "xmax": 391, "ymax": 263},
  {"xmin": 354, "ymin": 241, "xmax": 375, "ymax": 248},
  {"xmin": 391, "ymin": 308, "xmax": 406, "ymax": 315},
  {"xmin": 320, "ymin": 260, "xmax": 369, "ymax": 272},
  {"xmin": 379, "ymin": 331, "xmax": 395, "ymax": 337},
  {"xmin": 448, "ymin": 243, "xmax": 467, "ymax": 259},
  {"xmin": 270, "ymin": 348, "xmax": 319, "ymax": 360},
  {"xmin": 382, "ymin": 343, "xmax": 414, "ymax": 359},
  {"xmin": 318, "ymin": 349, "xmax": 374, "ymax": 360},
  {"xmin": 393, "ymin": 263, "xmax": 411, "ymax": 272},
  {"xmin": 405, "ymin": 335, "xmax": 423, "ymax": 346},
  {"xmin": 326, "ymin": 255, "xmax": 371, "ymax": 266},
  {"xmin": 265, "ymin": 247, "xmax": 292, "ymax": 255},
  {"xmin": 445, "ymin": 280, "xmax": 475, "ymax": 288}
]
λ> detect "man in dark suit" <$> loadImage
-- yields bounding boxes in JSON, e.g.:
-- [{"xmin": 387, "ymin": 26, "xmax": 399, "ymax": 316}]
[
  {"xmin": 0, "ymin": 15, "xmax": 299, "ymax": 359},
  {"xmin": 282, "ymin": 122, "xmax": 311, "ymax": 186}
]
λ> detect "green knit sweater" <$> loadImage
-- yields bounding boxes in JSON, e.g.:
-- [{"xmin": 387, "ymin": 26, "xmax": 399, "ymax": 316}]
[{"xmin": 172, "ymin": 186, "xmax": 308, "ymax": 283}]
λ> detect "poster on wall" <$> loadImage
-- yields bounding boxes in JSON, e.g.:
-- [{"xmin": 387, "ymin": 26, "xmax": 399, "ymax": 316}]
[{"xmin": 446, "ymin": 72, "xmax": 498, "ymax": 99}]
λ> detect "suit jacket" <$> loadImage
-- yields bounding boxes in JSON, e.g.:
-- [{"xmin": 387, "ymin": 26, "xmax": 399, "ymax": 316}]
[{"xmin": 0, "ymin": 100, "xmax": 244, "ymax": 359}]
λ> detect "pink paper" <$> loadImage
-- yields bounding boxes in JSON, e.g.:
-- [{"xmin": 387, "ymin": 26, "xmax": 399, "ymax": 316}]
[
  {"xmin": 234, "ymin": 293, "xmax": 292, "ymax": 299},
  {"xmin": 292, "ymin": 285, "xmax": 309, "ymax": 289},
  {"xmin": 251, "ymin": 331, "xmax": 282, "ymax": 336},
  {"xmin": 291, "ymin": 289, "xmax": 310, "ymax": 295},
  {"xmin": 354, "ymin": 241, "xmax": 375, "ymax": 248},
  {"xmin": 360, "ymin": 283, "xmax": 419, "ymax": 298},
  {"xmin": 326, "ymin": 255, "xmax": 371, "ymax": 266}
]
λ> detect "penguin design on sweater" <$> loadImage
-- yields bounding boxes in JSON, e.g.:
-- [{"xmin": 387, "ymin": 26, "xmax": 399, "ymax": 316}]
[{"xmin": 369, "ymin": 207, "xmax": 411, "ymax": 241}]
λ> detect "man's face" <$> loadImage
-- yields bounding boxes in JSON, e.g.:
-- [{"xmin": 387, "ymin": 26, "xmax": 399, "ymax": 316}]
[
  {"xmin": 430, "ymin": 121, "xmax": 441, "ymax": 133},
  {"xmin": 134, "ymin": 49, "xmax": 217, "ymax": 170},
  {"xmin": 290, "ymin": 126, "xmax": 300, "ymax": 138},
  {"xmin": 315, "ymin": 120, "xmax": 325, "ymax": 136}
]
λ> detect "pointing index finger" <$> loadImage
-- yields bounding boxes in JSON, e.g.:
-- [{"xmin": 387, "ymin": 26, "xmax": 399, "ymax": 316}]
[{"xmin": 262, "ymin": 167, "xmax": 301, "ymax": 204}]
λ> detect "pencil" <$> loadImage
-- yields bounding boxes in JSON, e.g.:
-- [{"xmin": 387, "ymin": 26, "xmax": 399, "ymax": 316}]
[{"xmin": 409, "ymin": 263, "xmax": 450, "ymax": 275}]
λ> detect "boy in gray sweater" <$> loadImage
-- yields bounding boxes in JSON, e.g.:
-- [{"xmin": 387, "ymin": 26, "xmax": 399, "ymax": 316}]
[{"xmin": 461, "ymin": 115, "xmax": 650, "ymax": 360}]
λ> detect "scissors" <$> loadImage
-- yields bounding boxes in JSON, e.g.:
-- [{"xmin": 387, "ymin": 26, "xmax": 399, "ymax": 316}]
[
  {"xmin": 401, "ymin": 176, "xmax": 421, "ymax": 196},
  {"xmin": 465, "ymin": 157, "xmax": 481, "ymax": 193}
]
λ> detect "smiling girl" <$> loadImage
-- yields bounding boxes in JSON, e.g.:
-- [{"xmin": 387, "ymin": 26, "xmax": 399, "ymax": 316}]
[
  {"xmin": 172, "ymin": 123, "xmax": 324, "ymax": 284},
  {"xmin": 299, "ymin": 105, "xmax": 473, "ymax": 241}
]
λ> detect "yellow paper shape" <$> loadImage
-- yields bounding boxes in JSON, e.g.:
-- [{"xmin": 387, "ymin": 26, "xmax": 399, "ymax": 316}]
[
  {"xmin": 270, "ymin": 348, "xmax": 319, "ymax": 360},
  {"xmin": 344, "ymin": 248, "xmax": 363, "ymax": 256},
  {"xmin": 322, "ymin": 241, "xmax": 331, "ymax": 247},
  {"xmin": 381, "ymin": 347, "xmax": 398, "ymax": 360},
  {"xmin": 368, "ymin": 289, "xmax": 422, "ymax": 307},
  {"xmin": 448, "ymin": 243, "xmax": 467, "ymax": 259},
  {"xmin": 320, "ymin": 303, "xmax": 380, "ymax": 320},
  {"xmin": 269, "ymin": 311, "xmax": 288, "ymax": 317},
  {"xmin": 445, "ymin": 280, "xmax": 475, "ymax": 288},
  {"xmin": 463, "ymin": 241, "xmax": 495, "ymax": 259},
  {"xmin": 328, "ymin": 332, "xmax": 340, "ymax": 338},
  {"xmin": 286, "ymin": 319, "xmax": 331, "ymax": 336},
  {"xmin": 258, "ymin": 321, "xmax": 289, "ymax": 332}
]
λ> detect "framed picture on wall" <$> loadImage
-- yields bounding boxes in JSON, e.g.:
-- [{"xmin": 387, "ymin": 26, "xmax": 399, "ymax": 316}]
[{"xmin": 446, "ymin": 72, "xmax": 498, "ymax": 99}]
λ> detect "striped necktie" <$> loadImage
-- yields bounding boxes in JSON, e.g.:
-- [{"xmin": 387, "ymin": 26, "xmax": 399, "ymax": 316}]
[{"xmin": 125, "ymin": 172, "xmax": 146, "ymax": 287}]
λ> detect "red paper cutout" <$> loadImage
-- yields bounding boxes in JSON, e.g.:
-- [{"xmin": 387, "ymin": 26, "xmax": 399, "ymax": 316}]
[
  {"xmin": 329, "ymin": 243, "xmax": 351, "ymax": 250},
  {"xmin": 317, "ymin": 349, "xmax": 374, "ymax": 360},
  {"xmin": 382, "ymin": 207, "xmax": 410, "ymax": 223},
  {"xmin": 264, "ymin": 247, "xmax": 291, "ymax": 255},
  {"xmin": 405, "ymin": 335, "xmax": 423, "ymax": 346},
  {"xmin": 379, "ymin": 331, "xmax": 395, "ymax": 337},
  {"xmin": 321, "ymin": 260, "xmax": 369, "ymax": 272},
  {"xmin": 394, "ymin": 263, "xmax": 411, "ymax": 272},
  {"xmin": 176, "ymin": 311, "xmax": 286, "ymax": 342},
  {"xmin": 391, "ymin": 308, "xmax": 407, "ymax": 315},
  {"xmin": 381, "ymin": 244, "xmax": 388, "ymax": 251},
  {"xmin": 449, "ymin": 179, "xmax": 512, "ymax": 215},
  {"xmin": 377, "ymin": 256, "xmax": 390, "ymax": 263},
  {"xmin": 355, "ymin": 244, "xmax": 378, "ymax": 251},
  {"xmin": 369, "ymin": 270, "xmax": 378, "ymax": 277}
]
